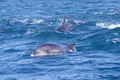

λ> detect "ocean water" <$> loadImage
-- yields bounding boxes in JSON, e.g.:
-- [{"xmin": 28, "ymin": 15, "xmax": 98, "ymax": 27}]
[{"xmin": 0, "ymin": 0, "xmax": 120, "ymax": 80}]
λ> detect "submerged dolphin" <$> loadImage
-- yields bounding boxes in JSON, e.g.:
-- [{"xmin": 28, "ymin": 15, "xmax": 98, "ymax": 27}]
[
  {"xmin": 56, "ymin": 16, "xmax": 72, "ymax": 32},
  {"xmin": 31, "ymin": 43, "xmax": 76, "ymax": 57}
]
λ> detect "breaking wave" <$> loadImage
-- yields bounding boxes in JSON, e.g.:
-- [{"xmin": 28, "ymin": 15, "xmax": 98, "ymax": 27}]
[{"xmin": 96, "ymin": 22, "xmax": 120, "ymax": 29}]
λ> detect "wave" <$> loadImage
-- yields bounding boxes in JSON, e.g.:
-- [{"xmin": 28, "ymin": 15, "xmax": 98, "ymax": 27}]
[
  {"xmin": 8, "ymin": 18, "xmax": 44, "ymax": 25},
  {"xmin": 73, "ymin": 19, "xmax": 86, "ymax": 25},
  {"xmin": 96, "ymin": 22, "xmax": 120, "ymax": 29},
  {"xmin": 29, "ymin": 19, "xmax": 44, "ymax": 24},
  {"xmin": 106, "ymin": 38, "xmax": 120, "ymax": 44},
  {"xmin": 94, "ymin": 8, "xmax": 120, "ymax": 16}
]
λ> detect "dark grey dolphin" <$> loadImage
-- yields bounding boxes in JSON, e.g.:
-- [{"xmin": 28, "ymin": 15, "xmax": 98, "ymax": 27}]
[
  {"xmin": 31, "ymin": 43, "xmax": 76, "ymax": 57},
  {"xmin": 56, "ymin": 16, "xmax": 72, "ymax": 32}
]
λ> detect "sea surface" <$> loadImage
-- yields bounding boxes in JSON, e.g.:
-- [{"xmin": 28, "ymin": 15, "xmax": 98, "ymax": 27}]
[{"xmin": 0, "ymin": 0, "xmax": 120, "ymax": 80}]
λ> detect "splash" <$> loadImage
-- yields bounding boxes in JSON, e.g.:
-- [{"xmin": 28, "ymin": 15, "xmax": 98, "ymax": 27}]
[
  {"xmin": 10, "ymin": 18, "xmax": 44, "ymax": 25},
  {"xmin": 30, "ymin": 19, "xmax": 44, "ymax": 24},
  {"xmin": 96, "ymin": 22, "xmax": 120, "ymax": 29},
  {"xmin": 73, "ymin": 20, "xmax": 86, "ymax": 25}
]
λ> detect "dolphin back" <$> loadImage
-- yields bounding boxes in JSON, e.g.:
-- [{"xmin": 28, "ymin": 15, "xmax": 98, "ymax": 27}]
[{"xmin": 37, "ymin": 44, "xmax": 66, "ymax": 53}]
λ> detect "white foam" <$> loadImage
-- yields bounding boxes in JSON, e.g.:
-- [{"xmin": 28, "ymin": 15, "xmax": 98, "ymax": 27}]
[
  {"xmin": 25, "ymin": 29, "xmax": 41, "ymax": 35},
  {"xmin": 10, "ymin": 18, "xmax": 29, "ymax": 24},
  {"xmin": 106, "ymin": 38, "xmax": 120, "ymax": 43},
  {"xmin": 30, "ymin": 19, "xmax": 44, "ymax": 24},
  {"xmin": 74, "ymin": 20, "xmax": 86, "ymax": 24},
  {"xmin": 107, "ymin": 11, "xmax": 118, "ymax": 15},
  {"xmin": 10, "ymin": 18, "xmax": 44, "ymax": 24},
  {"xmin": 96, "ymin": 22, "xmax": 120, "ymax": 29},
  {"xmin": 111, "ymin": 38, "xmax": 120, "ymax": 43},
  {"xmin": 17, "ymin": 19, "xmax": 29, "ymax": 24}
]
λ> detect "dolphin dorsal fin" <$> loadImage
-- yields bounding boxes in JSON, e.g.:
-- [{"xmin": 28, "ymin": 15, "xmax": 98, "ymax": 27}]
[
  {"xmin": 67, "ymin": 43, "xmax": 76, "ymax": 52},
  {"xmin": 61, "ymin": 16, "xmax": 68, "ymax": 26}
]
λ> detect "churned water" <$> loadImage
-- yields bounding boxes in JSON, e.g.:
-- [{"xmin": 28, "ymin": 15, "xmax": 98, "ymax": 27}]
[{"xmin": 0, "ymin": 0, "xmax": 120, "ymax": 80}]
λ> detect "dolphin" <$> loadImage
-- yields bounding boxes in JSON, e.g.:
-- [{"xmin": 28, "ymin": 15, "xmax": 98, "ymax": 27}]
[
  {"xmin": 31, "ymin": 43, "xmax": 76, "ymax": 57},
  {"xmin": 56, "ymin": 16, "xmax": 72, "ymax": 32}
]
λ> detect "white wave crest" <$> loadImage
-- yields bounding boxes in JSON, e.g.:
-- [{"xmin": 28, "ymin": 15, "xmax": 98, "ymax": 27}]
[
  {"xmin": 111, "ymin": 38, "xmax": 120, "ymax": 43},
  {"xmin": 10, "ymin": 18, "xmax": 44, "ymax": 25},
  {"xmin": 74, "ymin": 20, "xmax": 85, "ymax": 24},
  {"xmin": 96, "ymin": 22, "xmax": 120, "ymax": 29},
  {"xmin": 106, "ymin": 38, "xmax": 120, "ymax": 44},
  {"xmin": 25, "ymin": 29, "xmax": 41, "ymax": 35},
  {"xmin": 10, "ymin": 18, "xmax": 29, "ymax": 24},
  {"xmin": 30, "ymin": 19, "xmax": 44, "ymax": 24}
]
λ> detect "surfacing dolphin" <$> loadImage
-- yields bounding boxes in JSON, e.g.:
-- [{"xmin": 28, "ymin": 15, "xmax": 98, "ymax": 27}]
[
  {"xmin": 31, "ymin": 43, "xmax": 76, "ymax": 57},
  {"xmin": 56, "ymin": 16, "xmax": 73, "ymax": 32}
]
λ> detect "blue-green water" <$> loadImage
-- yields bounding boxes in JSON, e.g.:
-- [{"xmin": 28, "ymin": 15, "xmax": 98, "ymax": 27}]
[{"xmin": 0, "ymin": 0, "xmax": 120, "ymax": 80}]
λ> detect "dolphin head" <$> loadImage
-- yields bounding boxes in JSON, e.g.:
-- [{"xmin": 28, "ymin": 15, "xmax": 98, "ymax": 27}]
[{"xmin": 31, "ymin": 49, "xmax": 48, "ymax": 57}]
